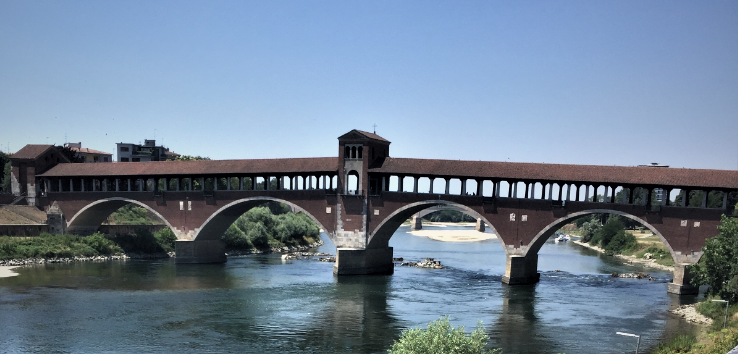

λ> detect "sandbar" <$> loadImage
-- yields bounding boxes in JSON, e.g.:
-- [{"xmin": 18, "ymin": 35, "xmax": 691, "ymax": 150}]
[
  {"xmin": 410, "ymin": 229, "xmax": 497, "ymax": 242},
  {"xmin": 0, "ymin": 266, "xmax": 19, "ymax": 278}
]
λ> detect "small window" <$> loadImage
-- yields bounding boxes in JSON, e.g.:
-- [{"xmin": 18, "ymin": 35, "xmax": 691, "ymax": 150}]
[
  {"xmin": 121, "ymin": 158, "xmax": 129, "ymax": 162},
  {"xmin": 132, "ymin": 158, "xmax": 140, "ymax": 162},
  {"xmin": 121, "ymin": 147, "xmax": 130, "ymax": 152}
]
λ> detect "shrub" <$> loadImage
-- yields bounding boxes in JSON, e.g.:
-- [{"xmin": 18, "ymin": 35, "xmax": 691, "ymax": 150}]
[
  {"xmin": 84, "ymin": 232, "xmax": 122, "ymax": 255},
  {"xmin": 223, "ymin": 224, "xmax": 251, "ymax": 250},
  {"xmin": 113, "ymin": 228, "xmax": 163, "ymax": 253},
  {"xmin": 653, "ymin": 334, "xmax": 696, "ymax": 353},
  {"xmin": 690, "ymin": 215, "xmax": 738, "ymax": 302},
  {"xmin": 154, "ymin": 228, "xmax": 177, "ymax": 253},
  {"xmin": 603, "ymin": 230, "xmax": 637, "ymax": 255},
  {"xmin": 388, "ymin": 316, "xmax": 500, "ymax": 354}
]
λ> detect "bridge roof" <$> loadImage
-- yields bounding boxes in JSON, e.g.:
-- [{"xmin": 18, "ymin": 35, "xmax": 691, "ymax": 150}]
[
  {"xmin": 370, "ymin": 158, "xmax": 738, "ymax": 189},
  {"xmin": 38, "ymin": 157, "xmax": 339, "ymax": 177}
]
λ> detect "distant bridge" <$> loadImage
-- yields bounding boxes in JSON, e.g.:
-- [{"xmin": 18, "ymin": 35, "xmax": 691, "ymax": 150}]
[{"xmin": 10, "ymin": 129, "xmax": 738, "ymax": 295}]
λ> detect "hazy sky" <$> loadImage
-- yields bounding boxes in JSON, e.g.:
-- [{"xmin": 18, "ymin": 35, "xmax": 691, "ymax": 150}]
[{"xmin": 1, "ymin": 1, "xmax": 736, "ymax": 170}]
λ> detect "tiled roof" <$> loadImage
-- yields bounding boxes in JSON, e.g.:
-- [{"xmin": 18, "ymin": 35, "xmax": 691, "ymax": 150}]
[
  {"xmin": 354, "ymin": 130, "xmax": 390, "ymax": 143},
  {"xmin": 369, "ymin": 157, "xmax": 738, "ymax": 189},
  {"xmin": 11, "ymin": 145, "xmax": 55, "ymax": 160},
  {"xmin": 39, "ymin": 157, "xmax": 339, "ymax": 177},
  {"xmin": 72, "ymin": 147, "xmax": 112, "ymax": 155}
]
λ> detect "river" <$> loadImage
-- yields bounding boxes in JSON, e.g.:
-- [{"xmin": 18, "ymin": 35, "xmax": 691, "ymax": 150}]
[{"xmin": 0, "ymin": 225, "xmax": 701, "ymax": 353}]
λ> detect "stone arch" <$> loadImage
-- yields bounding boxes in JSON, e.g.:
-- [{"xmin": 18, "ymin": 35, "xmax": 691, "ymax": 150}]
[
  {"xmin": 192, "ymin": 197, "xmax": 329, "ymax": 242},
  {"xmin": 66, "ymin": 197, "xmax": 176, "ymax": 237},
  {"xmin": 525, "ymin": 209, "xmax": 684, "ymax": 263},
  {"xmin": 367, "ymin": 200, "xmax": 501, "ymax": 249},
  {"xmin": 346, "ymin": 170, "xmax": 360, "ymax": 193}
]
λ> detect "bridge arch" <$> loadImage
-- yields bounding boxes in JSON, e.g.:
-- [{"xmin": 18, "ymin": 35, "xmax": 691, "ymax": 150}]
[
  {"xmin": 525, "ymin": 209, "xmax": 686, "ymax": 264},
  {"xmin": 367, "ymin": 200, "xmax": 500, "ymax": 249},
  {"xmin": 192, "ymin": 196, "xmax": 329, "ymax": 242},
  {"xmin": 67, "ymin": 197, "xmax": 176, "ymax": 237}
]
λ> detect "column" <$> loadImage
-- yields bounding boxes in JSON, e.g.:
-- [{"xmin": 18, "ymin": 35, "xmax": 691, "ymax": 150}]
[
  {"xmin": 70, "ymin": 179, "xmax": 74, "ymax": 192},
  {"xmin": 188, "ymin": 178, "xmax": 192, "ymax": 191},
  {"xmin": 701, "ymin": 190, "xmax": 707, "ymax": 208},
  {"xmin": 524, "ymin": 183, "xmax": 529, "ymax": 198},
  {"xmin": 476, "ymin": 179, "xmax": 483, "ymax": 196},
  {"xmin": 622, "ymin": 187, "xmax": 629, "ymax": 204},
  {"xmin": 397, "ymin": 176, "xmax": 404, "ymax": 193},
  {"xmin": 461, "ymin": 179, "xmax": 467, "ymax": 195},
  {"xmin": 565, "ymin": 184, "xmax": 571, "ymax": 201},
  {"xmin": 547, "ymin": 183, "xmax": 553, "ymax": 200},
  {"xmin": 723, "ymin": 191, "xmax": 728, "ymax": 209},
  {"xmin": 239, "ymin": 177, "xmax": 243, "ymax": 191},
  {"xmin": 444, "ymin": 178, "xmax": 450, "ymax": 194},
  {"xmin": 413, "ymin": 177, "xmax": 418, "ymax": 193},
  {"xmin": 381, "ymin": 176, "xmax": 386, "ymax": 192},
  {"xmin": 81, "ymin": 178, "xmax": 85, "ymax": 192},
  {"xmin": 585, "ymin": 185, "xmax": 590, "ymax": 202},
  {"xmin": 128, "ymin": 178, "xmax": 132, "ymax": 192},
  {"xmin": 512, "ymin": 182, "xmax": 517, "ymax": 198}
]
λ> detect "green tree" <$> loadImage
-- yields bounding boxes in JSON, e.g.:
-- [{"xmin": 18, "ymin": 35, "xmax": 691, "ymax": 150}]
[
  {"xmin": 589, "ymin": 216, "xmax": 625, "ymax": 249},
  {"xmin": 172, "ymin": 155, "xmax": 211, "ymax": 161},
  {"xmin": 690, "ymin": 215, "xmax": 738, "ymax": 303},
  {"xmin": 1, "ymin": 160, "xmax": 11, "ymax": 193},
  {"xmin": 388, "ymin": 316, "xmax": 500, "ymax": 354},
  {"xmin": 55, "ymin": 145, "xmax": 84, "ymax": 163}
]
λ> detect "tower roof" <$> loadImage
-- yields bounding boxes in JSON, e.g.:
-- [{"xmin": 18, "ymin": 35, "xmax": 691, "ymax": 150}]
[{"xmin": 338, "ymin": 129, "xmax": 391, "ymax": 144}]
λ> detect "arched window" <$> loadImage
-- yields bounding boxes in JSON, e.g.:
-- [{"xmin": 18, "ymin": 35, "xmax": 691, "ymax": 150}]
[
  {"xmin": 358, "ymin": 146, "xmax": 363, "ymax": 159},
  {"xmin": 351, "ymin": 146, "xmax": 357, "ymax": 159},
  {"xmin": 344, "ymin": 146, "xmax": 350, "ymax": 159}
]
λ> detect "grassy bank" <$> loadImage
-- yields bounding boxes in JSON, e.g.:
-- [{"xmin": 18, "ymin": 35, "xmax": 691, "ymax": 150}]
[
  {"xmin": 0, "ymin": 228, "xmax": 177, "ymax": 260},
  {"xmin": 653, "ymin": 298, "xmax": 738, "ymax": 354}
]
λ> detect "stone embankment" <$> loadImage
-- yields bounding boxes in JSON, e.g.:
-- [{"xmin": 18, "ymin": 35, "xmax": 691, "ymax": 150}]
[
  {"xmin": 670, "ymin": 304, "xmax": 713, "ymax": 325},
  {"xmin": 400, "ymin": 258, "xmax": 444, "ymax": 269},
  {"xmin": 1, "ymin": 240, "xmax": 325, "ymax": 267},
  {"xmin": 225, "ymin": 240, "xmax": 324, "ymax": 257},
  {"xmin": 0, "ymin": 252, "xmax": 173, "ymax": 266}
]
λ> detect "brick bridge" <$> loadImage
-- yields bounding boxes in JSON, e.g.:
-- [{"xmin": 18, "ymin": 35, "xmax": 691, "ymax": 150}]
[{"xmin": 14, "ymin": 130, "xmax": 738, "ymax": 295}]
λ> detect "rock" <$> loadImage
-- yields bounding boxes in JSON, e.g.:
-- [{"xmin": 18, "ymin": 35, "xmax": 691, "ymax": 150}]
[
  {"xmin": 644, "ymin": 253, "xmax": 653, "ymax": 259},
  {"xmin": 393, "ymin": 257, "xmax": 404, "ymax": 262},
  {"xmin": 670, "ymin": 304, "xmax": 713, "ymax": 325}
]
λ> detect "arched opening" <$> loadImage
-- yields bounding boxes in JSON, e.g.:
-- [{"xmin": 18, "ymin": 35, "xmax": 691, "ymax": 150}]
[
  {"xmin": 351, "ymin": 146, "xmax": 357, "ymax": 159},
  {"xmin": 67, "ymin": 198, "xmax": 175, "ymax": 238},
  {"xmin": 367, "ymin": 201, "xmax": 501, "ymax": 250},
  {"xmin": 344, "ymin": 146, "xmax": 350, "ymax": 159},
  {"xmin": 418, "ymin": 177, "xmax": 431, "ymax": 193},
  {"xmin": 347, "ymin": 171, "xmax": 360, "ymax": 194},
  {"xmin": 194, "ymin": 197, "xmax": 329, "ymax": 248},
  {"xmin": 432, "ymin": 178, "xmax": 445, "ymax": 194},
  {"xmin": 358, "ymin": 146, "xmax": 363, "ymax": 159},
  {"xmin": 526, "ymin": 209, "xmax": 681, "ymax": 267}
]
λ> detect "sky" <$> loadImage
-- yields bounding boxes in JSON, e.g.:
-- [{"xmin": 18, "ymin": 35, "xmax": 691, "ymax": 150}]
[{"xmin": 1, "ymin": 1, "xmax": 737, "ymax": 170}]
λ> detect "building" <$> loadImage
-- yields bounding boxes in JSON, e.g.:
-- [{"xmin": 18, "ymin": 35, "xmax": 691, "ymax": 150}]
[
  {"xmin": 8, "ymin": 144, "xmax": 70, "ymax": 205},
  {"xmin": 64, "ymin": 142, "xmax": 112, "ymax": 163},
  {"xmin": 116, "ymin": 140, "xmax": 180, "ymax": 162}
]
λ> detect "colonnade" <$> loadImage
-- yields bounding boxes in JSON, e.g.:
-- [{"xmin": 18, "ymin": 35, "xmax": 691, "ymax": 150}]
[{"xmin": 373, "ymin": 174, "xmax": 733, "ymax": 210}]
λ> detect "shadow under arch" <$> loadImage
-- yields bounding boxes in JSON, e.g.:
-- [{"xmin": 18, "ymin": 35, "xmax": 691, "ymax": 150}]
[
  {"xmin": 193, "ymin": 196, "xmax": 329, "ymax": 242},
  {"xmin": 367, "ymin": 200, "xmax": 501, "ymax": 249},
  {"xmin": 66, "ymin": 197, "xmax": 175, "ymax": 236},
  {"xmin": 525, "ymin": 209, "xmax": 684, "ymax": 263}
]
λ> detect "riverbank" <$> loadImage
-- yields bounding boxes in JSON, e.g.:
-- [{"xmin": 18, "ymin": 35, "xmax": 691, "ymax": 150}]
[
  {"xmin": 410, "ymin": 229, "xmax": 495, "ymax": 242},
  {"xmin": 572, "ymin": 239, "xmax": 674, "ymax": 272}
]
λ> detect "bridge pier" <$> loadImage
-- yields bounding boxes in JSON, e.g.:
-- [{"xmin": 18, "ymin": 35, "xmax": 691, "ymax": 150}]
[
  {"xmin": 175, "ymin": 240, "xmax": 227, "ymax": 264},
  {"xmin": 502, "ymin": 254, "xmax": 540, "ymax": 285},
  {"xmin": 668, "ymin": 264, "xmax": 699, "ymax": 295},
  {"xmin": 475, "ymin": 218, "xmax": 485, "ymax": 232},
  {"xmin": 333, "ymin": 247, "xmax": 394, "ymax": 275},
  {"xmin": 411, "ymin": 215, "xmax": 422, "ymax": 230}
]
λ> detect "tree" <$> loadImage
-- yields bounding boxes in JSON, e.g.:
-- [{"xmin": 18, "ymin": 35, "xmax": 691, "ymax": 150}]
[
  {"xmin": 55, "ymin": 145, "xmax": 84, "ymax": 163},
  {"xmin": 388, "ymin": 316, "xmax": 500, "ymax": 354},
  {"xmin": 172, "ymin": 155, "xmax": 211, "ymax": 161},
  {"xmin": 690, "ymin": 215, "xmax": 738, "ymax": 303},
  {"xmin": 1, "ymin": 159, "xmax": 11, "ymax": 193}
]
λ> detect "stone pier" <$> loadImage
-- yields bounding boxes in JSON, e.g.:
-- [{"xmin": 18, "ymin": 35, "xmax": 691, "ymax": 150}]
[
  {"xmin": 668, "ymin": 264, "xmax": 699, "ymax": 295},
  {"xmin": 333, "ymin": 247, "xmax": 394, "ymax": 275},
  {"xmin": 502, "ymin": 254, "xmax": 540, "ymax": 285},
  {"xmin": 175, "ymin": 240, "xmax": 226, "ymax": 264},
  {"xmin": 411, "ymin": 215, "xmax": 422, "ymax": 230},
  {"xmin": 475, "ymin": 218, "xmax": 485, "ymax": 232}
]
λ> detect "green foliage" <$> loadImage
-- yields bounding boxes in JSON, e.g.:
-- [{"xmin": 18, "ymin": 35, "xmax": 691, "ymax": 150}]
[
  {"xmin": 54, "ymin": 145, "xmax": 85, "ymax": 163},
  {"xmin": 690, "ymin": 215, "xmax": 738, "ymax": 303},
  {"xmin": 589, "ymin": 216, "xmax": 626, "ymax": 252},
  {"xmin": 422, "ymin": 210, "xmax": 476, "ymax": 223},
  {"xmin": 388, "ymin": 316, "xmax": 500, "ymax": 354},
  {"xmin": 1, "ymin": 160, "xmax": 10, "ymax": 193},
  {"xmin": 580, "ymin": 215, "xmax": 602, "ymax": 243},
  {"xmin": 111, "ymin": 228, "xmax": 165, "ymax": 253},
  {"xmin": 173, "ymin": 155, "xmax": 211, "ymax": 161},
  {"xmin": 603, "ymin": 229, "xmax": 637, "ymax": 255},
  {"xmin": 83, "ymin": 232, "xmax": 123, "ymax": 255},
  {"xmin": 108, "ymin": 204, "xmax": 159, "ymax": 225},
  {"xmin": 221, "ymin": 204, "xmax": 320, "ymax": 250},
  {"xmin": 0, "ymin": 233, "xmax": 124, "ymax": 259},
  {"xmin": 154, "ymin": 228, "xmax": 177, "ymax": 253},
  {"xmin": 652, "ymin": 334, "xmax": 697, "ymax": 354}
]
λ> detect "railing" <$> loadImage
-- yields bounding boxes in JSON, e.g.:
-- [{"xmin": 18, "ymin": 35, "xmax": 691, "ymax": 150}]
[{"xmin": 203, "ymin": 189, "xmax": 215, "ymax": 197}]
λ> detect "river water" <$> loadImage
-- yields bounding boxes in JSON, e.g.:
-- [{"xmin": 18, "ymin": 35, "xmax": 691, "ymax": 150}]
[{"xmin": 0, "ymin": 225, "xmax": 700, "ymax": 353}]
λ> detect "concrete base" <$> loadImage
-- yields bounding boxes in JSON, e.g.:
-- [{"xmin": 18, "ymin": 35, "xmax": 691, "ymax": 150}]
[
  {"xmin": 667, "ymin": 283, "xmax": 699, "ymax": 295},
  {"xmin": 175, "ymin": 240, "xmax": 227, "ymax": 264},
  {"xmin": 333, "ymin": 247, "xmax": 394, "ymax": 275},
  {"xmin": 501, "ymin": 254, "xmax": 540, "ymax": 285},
  {"xmin": 667, "ymin": 263, "xmax": 699, "ymax": 295}
]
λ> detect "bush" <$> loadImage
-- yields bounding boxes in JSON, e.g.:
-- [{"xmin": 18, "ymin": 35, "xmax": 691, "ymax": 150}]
[
  {"xmin": 653, "ymin": 334, "xmax": 696, "ymax": 354},
  {"xmin": 221, "ymin": 204, "xmax": 321, "ymax": 250},
  {"xmin": 690, "ymin": 215, "xmax": 738, "ymax": 303},
  {"xmin": 154, "ymin": 228, "xmax": 177, "ymax": 253},
  {"xmin": 84, "ymin": 232, "xmax": 122, "ymax": 255},
  {"xmin": 223, "ymin": 224, "xmax": 251, "ymax": 250},
  {"xmin": 113, "ymin": 228, "xmax": 164, "ymax": 253},
  {"xmin": 604, "ymin": 230, "xmax": 637, "ymax": 255},
  {"xmin": 388, "ymin": 316, "xmax": 500, "ymax": 354}
]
